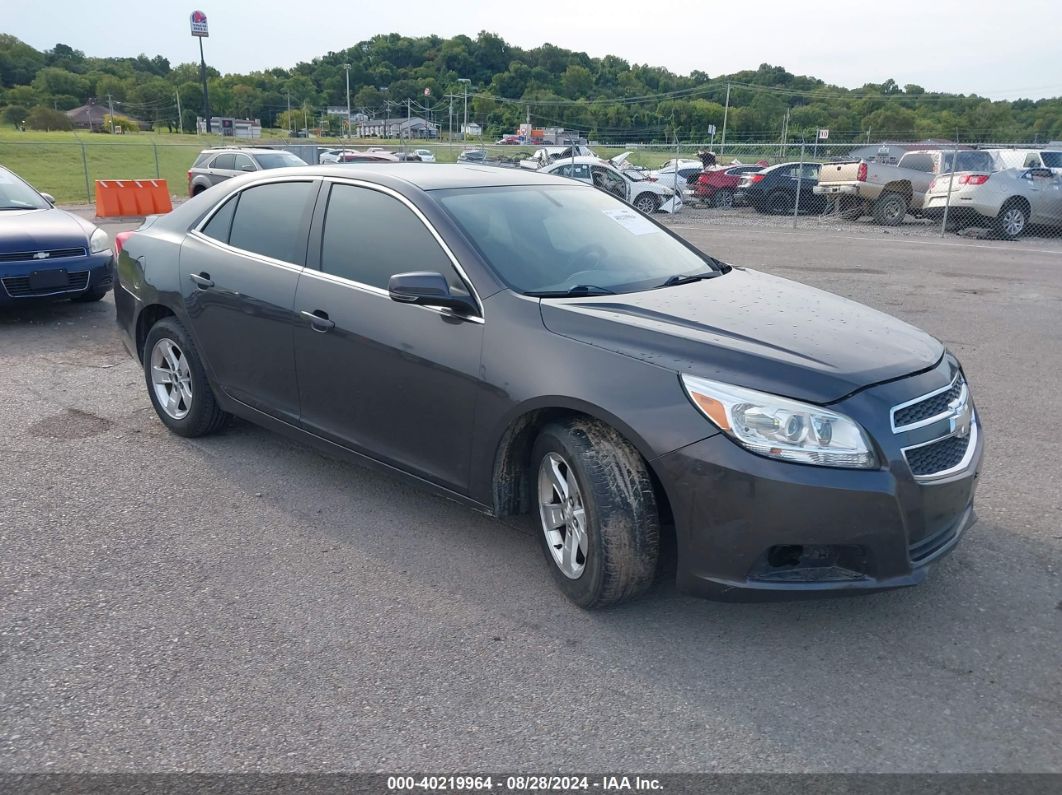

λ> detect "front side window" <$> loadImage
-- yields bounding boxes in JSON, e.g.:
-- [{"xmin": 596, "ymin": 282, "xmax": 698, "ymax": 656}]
[
  {"xmin": 227, "ymin": 181, "xmax": 314, "ymax": 264},
  {"xmin": 1041, "ymin": 152, "xmax": 1062, "ymax": 168},
  {"xmin": 436, "ymin": 185, "xmax": 721, "ymax": 296},
  {"xmin": 320, "ymin": 184, "xmax": 463, "ymax": 292}
]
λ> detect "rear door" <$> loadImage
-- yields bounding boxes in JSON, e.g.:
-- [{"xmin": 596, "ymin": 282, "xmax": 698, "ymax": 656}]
[
  {"xmin": 207, "ymin": 153, "xmax": 236, "ymax": 186},
  {"xmin": 181, "ymin": 179, "xmax": 319, "ymax": 423},
  {"xmin": 292, "ymin": 181, "xmax": 483, "ymax": 491}
]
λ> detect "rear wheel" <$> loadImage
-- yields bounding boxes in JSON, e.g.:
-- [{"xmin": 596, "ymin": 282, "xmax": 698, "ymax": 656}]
[
  {"xmin": 993, "ymin": 199, "xmax": 1029, "ymax": 239},
  {"xmin": 531, "ymin": 419, "xmax": 659, "ymax": 609},
  {"xmin": 766, "ymin": 190, "xmax": 792, "ymax": 215},
  {"xmin": 633, "ymin": 192, "xmax": 659, "ymax": 214},
  {"xmin": 713, "ymin": 189, "xmax": 735, "ymax": 209},
  {"xmin": 143, "ymin": 317, "xmax": 229, "ymax": 437},
  {"xmin": 872, "ymin": 192, "xmax": 908, "ymax": 226}
]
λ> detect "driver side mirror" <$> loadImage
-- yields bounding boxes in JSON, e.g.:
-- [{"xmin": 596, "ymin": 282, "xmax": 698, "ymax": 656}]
[
  {"xmin": 388, "ymin": 271, "xmax": 477, "ymax": 316},
  {"xmin": 41, "ymin": 192, "xmax": 55, "ymax": 205}
]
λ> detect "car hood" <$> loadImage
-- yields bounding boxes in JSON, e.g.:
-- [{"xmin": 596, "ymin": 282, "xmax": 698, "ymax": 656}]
[
  {"xmin": 0, "ymin": 207, "xmax": 93, "ymax": 253},
  {"xmin": 539, "ymin": 268, "xmax": 943, "ymax": 403}
]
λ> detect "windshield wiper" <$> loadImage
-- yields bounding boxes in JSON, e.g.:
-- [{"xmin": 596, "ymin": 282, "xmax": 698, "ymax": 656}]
[
  {"xmin": 657, "ymin": 271, "xmax": 720, "ymax": 288},
  {"xmin": 527, "ymin": 284, "xmax": 616, "ymax": 297}
]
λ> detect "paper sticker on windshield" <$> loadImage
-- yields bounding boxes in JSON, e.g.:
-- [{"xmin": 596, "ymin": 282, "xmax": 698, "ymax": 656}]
[{"xmin": 601, "ymin": 208, "xmax": 658, "ymax": 235}]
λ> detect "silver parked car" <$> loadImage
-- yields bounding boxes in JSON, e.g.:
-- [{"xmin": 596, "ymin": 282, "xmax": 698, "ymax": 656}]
[
  {"xmin": 187, "ymin": 147, "xmax": 307, "ymax": 196},
  {"xmin": 922, "ymin": 166, "xmax": 1062, "ymax": 239}
]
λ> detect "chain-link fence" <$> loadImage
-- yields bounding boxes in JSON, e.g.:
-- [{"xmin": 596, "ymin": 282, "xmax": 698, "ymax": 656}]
[{"xmin": 3, "ymin": 135, "xmax": 1060, "ymax": 244}]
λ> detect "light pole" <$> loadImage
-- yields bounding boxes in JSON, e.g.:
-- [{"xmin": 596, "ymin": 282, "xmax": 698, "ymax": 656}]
[
  {"xmin": 344, "ymin": 63, "xmax": 351, "ymax": 139},
  {"xmin": 457, "ymin": 78, "xmax": 471, "ymax": 141}
]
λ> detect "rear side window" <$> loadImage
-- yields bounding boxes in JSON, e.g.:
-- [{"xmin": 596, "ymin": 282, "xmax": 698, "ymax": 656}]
[
  {"xmin": 319, "ymin": 184, "xmax": 461, "ymax": 291},
  {"xmin": 192, "ymin": 153, "xmax": 212, "ymax": 168},
  {"xmin": 228, "ymin": 181, "xmax": 315, "ymax": 264},
  {"xmin": 200, "ymin": 195, "xmax": 238, "ymax": 243},
  {"xmin": 1024, "ymin": 153, "xmax": 1042, "ymax": 168},
  {"xmin": 211, "ymin": 153, "xmax": 235, "ymax": 170}
]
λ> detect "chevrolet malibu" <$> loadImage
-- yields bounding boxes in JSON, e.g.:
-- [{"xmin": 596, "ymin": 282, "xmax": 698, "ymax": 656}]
[{"xmin": 114, "ymin": 165, "xmax": 982, "ymax": 608}]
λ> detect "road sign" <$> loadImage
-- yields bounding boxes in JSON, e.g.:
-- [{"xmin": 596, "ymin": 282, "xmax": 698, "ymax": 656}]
[
  {"xmin": 190, "ymin": 10, "xmax": 209, "ymax": 37},
  {"xmin": 424, "ymin": 88, "xmax": 431, "ymax": 96},
  {"xmin": 818, "ymin": 128, "xmax": 829, "ymax": 140},
  {"xmin": 707, "ymin": 124, "xmax": 717, "ymax": 136}
]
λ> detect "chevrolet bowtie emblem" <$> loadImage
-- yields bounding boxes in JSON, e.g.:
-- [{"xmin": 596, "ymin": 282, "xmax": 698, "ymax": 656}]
[
  {"xmin": 32, "ymin": 251, "xmax": 50, "ymax": 260},
  {"xmin": 949, "ymin": 401, "xmax": 973, "ymax": 439}
]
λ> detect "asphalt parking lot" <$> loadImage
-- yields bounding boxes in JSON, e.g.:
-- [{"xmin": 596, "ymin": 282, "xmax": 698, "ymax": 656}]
[{"xmin": 1, "ymin": 220, "xmax": 1060, "ymax": 773}]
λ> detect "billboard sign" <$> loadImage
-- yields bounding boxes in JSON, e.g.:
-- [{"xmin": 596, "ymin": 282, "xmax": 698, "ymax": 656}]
[{"xmin": 190, "ymin": 10, "xmax": 209, "ymax": 37}]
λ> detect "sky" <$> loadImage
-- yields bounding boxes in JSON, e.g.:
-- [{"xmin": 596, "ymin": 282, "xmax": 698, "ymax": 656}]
[{"xmin": 7, "ymin": 0, "xmax": 1062, "ymax": 100}]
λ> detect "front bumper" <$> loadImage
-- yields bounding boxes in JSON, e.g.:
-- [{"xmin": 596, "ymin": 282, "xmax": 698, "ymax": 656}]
[
  {"xmin": 655, "ymin": 359, "xmax": 983, "ymax": 600},
  {"xmin": 0, "ymin": 252, "xmax": 114, "ymax": 305}
]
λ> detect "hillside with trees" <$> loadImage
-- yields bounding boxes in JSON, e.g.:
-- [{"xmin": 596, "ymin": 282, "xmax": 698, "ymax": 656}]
[{"xmin": 2, "ymin": 31, "xmax": 1060, "ymax": 143}]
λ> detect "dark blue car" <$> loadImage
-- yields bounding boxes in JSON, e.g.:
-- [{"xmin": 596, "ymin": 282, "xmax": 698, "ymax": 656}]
[{"xmin": 0, "ymin": 166, "xmax": 114, "ymax": 306}]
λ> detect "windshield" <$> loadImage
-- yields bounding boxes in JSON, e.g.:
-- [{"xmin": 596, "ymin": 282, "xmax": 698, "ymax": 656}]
[
  {"xmin": 941, "ymin": 150, "xmax": 996, "ymax": 174},
  {"xmin": 1041, "ymin": 152, "xmax": 1062, "ymax": 168},
  {"xmin": 0, "ymin": 169, "xmax": 50, "ymax": 210},
  {"xmin": 255, "ymin": 152, "xmax": 306, "ymax": 169},
  {"xmin": 435, "ymin": 185, "xmax": 720, "ymax": 295}
]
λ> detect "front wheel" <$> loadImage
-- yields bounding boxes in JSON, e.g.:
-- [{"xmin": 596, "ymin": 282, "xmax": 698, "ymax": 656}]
[
  {"xmin": 766, "ymin": 190, "xmax": 792, "ymax": 215},
  {"xmin": 531, "ymin": 419, "xmax": 660, "ymax": 609},
  {"xmin": 713, "ymin": 189, "xmax": 735, "ymax": 209},
  {"xmin": 633, "ymin": 193, "xmax": 659, "ymax": 214},
  {"xmin": 143, "ymin": 317, "xmax": 230, "ymax": 437}
]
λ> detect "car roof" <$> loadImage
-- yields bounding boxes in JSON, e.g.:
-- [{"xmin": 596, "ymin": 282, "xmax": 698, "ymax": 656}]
[
  {"xmin": 243, "ymin": 163, "xmax": 580, "ymax": 190},
  {"xmin": 199, "ymin": 147, "xmax": 287, "ymax": 154}
]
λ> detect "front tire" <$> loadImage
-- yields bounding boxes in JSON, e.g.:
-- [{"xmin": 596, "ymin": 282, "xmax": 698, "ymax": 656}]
[
  {"xmin": 713, "ymin": 189, "xmax": 735, "ymax": 209},
  {"xmin": 531, "ymin": 419, "xmax": 659, "ymax": 609},
  {"xmin": 633, "ymin": 193, "xmax": 659, "ymax": 214},
  {"xmin": 766, "ymin": 190, "xmax": 792, "ymax": 215},
  {"xmin": 143, "ymin": 317, "xmax": 229, "ymax": 437}
]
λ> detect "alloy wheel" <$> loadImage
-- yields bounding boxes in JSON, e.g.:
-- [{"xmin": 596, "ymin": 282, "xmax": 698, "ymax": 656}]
[
  {"xmin": 150, "ymin": 338, "xmax": 192, "ymax": 420},
  {"xmin": 538, "ymin": 452, "xmax": 588, "ymax": 579},
  {"xmin": 1001, "ymin": 207, "xmax": 1026, "ymax": 237}
]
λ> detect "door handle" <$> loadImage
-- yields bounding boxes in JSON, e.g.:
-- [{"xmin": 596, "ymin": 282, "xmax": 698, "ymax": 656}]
[
  {"xmin": 189, "ymin": 272, "xmax": 214, "ymax": 289},
  {"xmin": 301, "ymin": 309, "xmax": 335, "ymax": 332}
]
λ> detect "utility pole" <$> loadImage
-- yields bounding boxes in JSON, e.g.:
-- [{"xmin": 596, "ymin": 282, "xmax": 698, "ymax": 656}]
[
  {"xmin": 175, "ymin": 88, "xmax": 183, "ymax": 134},
  {"xmin": 458, "ymin": 78, "xmax": 471, "ymax": 141},
  {"xmin": 406, "ymin": 97, "xmax": 411, "ymax": 153},
  {"xmin": 286, "ymin": 90, "xmax": 292, "ymax": 135},
  {"xmin": 107, "ymin": 93, "xmax": 115, "ymax": 133},
  {"xmin": 720, "ymin": 81, "xmax": 730, "ymax": 154},
  {"xmin": 448, "ymin": 94, "xmax": 453, "ymax": 142},
  {"xmin": 344, "ymin": 63, "xmax": 351, "ymax": 139}
]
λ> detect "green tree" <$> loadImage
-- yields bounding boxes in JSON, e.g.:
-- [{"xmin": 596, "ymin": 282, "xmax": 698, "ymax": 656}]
[{"xmin": 25, "ymin": 105, "xmax": 72, "ymax": 130}]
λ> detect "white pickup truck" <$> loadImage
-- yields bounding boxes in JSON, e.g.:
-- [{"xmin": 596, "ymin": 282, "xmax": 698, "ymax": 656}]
[{"xmin": 815, "ymin": 149, "xmax": 997, "ymax": 225}]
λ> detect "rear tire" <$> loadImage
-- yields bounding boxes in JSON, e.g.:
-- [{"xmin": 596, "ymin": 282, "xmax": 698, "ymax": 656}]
[
  {"xmin": 713, "ymin": 189, "xmax": 735, "ymax": 209},
  {"xmin": 766, "ymin": 190, "xmax": 792, "ymax": 215},
  {"xmin": 872, "ymin": 192, "xmax": 908, "ymax": 226},
  {"xmin": 531, "ymin": 419, "xmax": 659, "ymax": 609},
  {"xmin": 993, "ymin": 199, "xmax": 1029, "ymax": 240},
  {"xmin": 143, "ymin": 317, "xmax": 230, "ymax": 438}
]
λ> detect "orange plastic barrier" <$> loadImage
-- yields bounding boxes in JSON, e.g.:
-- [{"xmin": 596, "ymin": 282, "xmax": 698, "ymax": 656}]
[{"xmin": 95, "ymin": 179, "xmax": 173, "ymax": 217}]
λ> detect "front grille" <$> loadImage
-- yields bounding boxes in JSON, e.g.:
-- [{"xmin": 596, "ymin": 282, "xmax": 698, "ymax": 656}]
[
  {"xmin": 893, "ymin": 376, "xmax": 964, "ymax": 429},
  {"xmin": 0, "ymin": 247, "xmax": 86, "ymax": 263},
  {"xmin": 2, "ymin": 271, "xmax": 89, "ymax": 297},
  {"xmin": 905, "ymin": 434, "xmax": 971, "ymax": 477}
]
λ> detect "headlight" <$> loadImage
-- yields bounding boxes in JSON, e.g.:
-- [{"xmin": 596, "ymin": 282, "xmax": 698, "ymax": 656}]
[
  {"xmin": 681, "ymin": 374, "xmax": 877, "ymax": 469},
  {"xmin": 89, "ymin": 227, "xmax": 111, "ymax": 254}
]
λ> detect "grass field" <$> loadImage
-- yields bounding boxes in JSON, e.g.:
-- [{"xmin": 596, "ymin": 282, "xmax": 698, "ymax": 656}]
[{"xmin": 0, "ymin": 127, "xmax": 700, "ymax": 204}]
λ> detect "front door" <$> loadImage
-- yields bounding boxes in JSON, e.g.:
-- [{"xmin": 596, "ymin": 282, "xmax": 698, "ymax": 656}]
[
  {"xmin": 292, "ymin": 182, "xmax": 483, "ymax": 492},
  {"xmin": 181, "ymin": 179, "xmax": 318, "ymax": 423}
]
